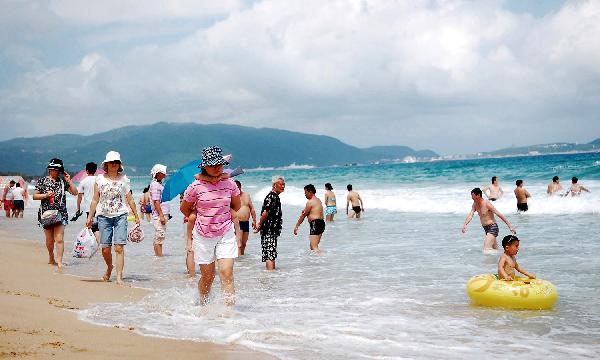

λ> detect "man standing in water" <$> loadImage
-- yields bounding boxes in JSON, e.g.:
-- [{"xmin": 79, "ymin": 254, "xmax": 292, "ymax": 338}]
[
  {"xmin": 346, "ymin": 184, "xmax": 364, "ymax": 218},
  {"xmin": 294, "ymin": 184, "xmax": 325, "ymax": 253},
  {"xmin": 565, "ymin": 177, "xmax": 590, "ymax": 196},
  {"xmin": 255, "ymin": 176, "xmax": 284, "ymax": 270},
  {"xmin": 514, "ymin": 179, "xmax": 531, "ymax": 212},
  {"xmin": 462, "ymin": 188, "xmax": 516, "ymax": 252},
  {"xmin": 547, "ymin": 176, "xmax": 563, "ymax": 196},
  {"xmin": 234, "ymin": 180, "xmax": 257, "ymax": 256},
  {"xmin": 483, "ymin": 176, "xmax": 504, "ymax": 201}
]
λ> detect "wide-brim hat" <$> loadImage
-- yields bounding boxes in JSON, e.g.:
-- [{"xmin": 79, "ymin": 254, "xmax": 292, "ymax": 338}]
[
  {"xmin": 150, "ymin": 164, "xmax": 167, "ymax": 177},
  {"xmin": 47, "ymin": 158, "xmax": 64, "ymax": 173},
  {"xmin": 199, "ymin": 146, "xmax": 229, "ymax": 168},
  {"xmin": 101, "ymin": 151, "xmax": 124, "ymax": 172}
]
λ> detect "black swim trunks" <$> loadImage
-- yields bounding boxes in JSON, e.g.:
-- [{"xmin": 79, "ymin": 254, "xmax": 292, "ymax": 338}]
[
  {"xmin": 309, "ymin": 219, "xmax": 325, "ymax": 235},
  {"xmin": 261, "ymin": 233, "xmax": 278, "ymax": 262},
  {"xmin": 352, "ymin": 206, "xmax": 361, "ymax": 214},
  {"xmin": 517, "ymin": 203, "xmax": 529, "ymax": 212},
  {"xmin": 482, "ymin": 223, "xmax": 499, "ymax": 237},
  {"xmin": 13, "ymin": 200, "xmax": 24, "ymax": 210},
  {"xmin": 239, "ymin": 220, "xmax": 250, "ymax": 233}
]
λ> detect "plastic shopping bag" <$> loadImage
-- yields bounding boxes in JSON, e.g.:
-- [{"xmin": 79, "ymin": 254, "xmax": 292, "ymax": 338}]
[
  {"xmin": 128, "ymin": 222, "xmax": 144, "ymax": 243},
  {"xmin": 73, "ymin": 228, "xmax": 99, "ymax": 258}
]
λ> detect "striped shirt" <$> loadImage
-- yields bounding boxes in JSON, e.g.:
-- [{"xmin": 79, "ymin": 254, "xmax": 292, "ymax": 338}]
[
  {"xmin": 149, "ymin": 180, "xmax": 169, "ymax": 218},
  {"xmin": 183, "ymin": 178, "xmax": 240, "ymax": 238}
]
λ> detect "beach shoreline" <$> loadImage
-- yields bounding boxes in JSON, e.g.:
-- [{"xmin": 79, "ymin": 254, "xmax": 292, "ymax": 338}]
[{"xmin": 0, "ymin": 229, "xmax": 272, "ymax": 359}]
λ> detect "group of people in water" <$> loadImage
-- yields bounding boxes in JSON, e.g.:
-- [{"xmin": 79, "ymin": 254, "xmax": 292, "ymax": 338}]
[
  {"xmin": 29, "ymin": 146, "xmax": 368, "ymax": 305},
  {"xmin": 463, "ymin": 174, "xmax": 591, "ymax": 282}
]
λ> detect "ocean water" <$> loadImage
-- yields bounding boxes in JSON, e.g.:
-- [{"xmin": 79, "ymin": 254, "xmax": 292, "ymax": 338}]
[{"xmin": 5, "ymin": 153, "xmax": 600, "ymax": 359}]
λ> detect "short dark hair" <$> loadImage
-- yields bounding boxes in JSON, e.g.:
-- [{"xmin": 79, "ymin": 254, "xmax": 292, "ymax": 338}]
[
  {"xmin": 471, "ymin": 188, "xmax": 482, "ymax": 197},
  {"xmin": 304, "ymin": 184, "xmax": 316, "ymax": 194},
  {"xmin": 552, "ymin": 176, "xmax": 559, "ymax": 182},
  {"xmin": 143, "ymin": 186, "xmax": 149, "ymax": 193},
  {"xmin": 502, "ymin": 235, "xmax": 519, "ymax": 249},
  {"xmin": 325, "ymin": 183, "xmax": 333, "ymax": 190},
  {"xmin": 86, "ymin": 162, "xmax": 98, "ymax": 174},
  {"xmin": 15, "ymin": 183, "xmax": 20, "ymax": 187},
  {"xmin": 347, "ymin": 184, "xmax": 353, "ymax": 191},
  {"xmin": 491, "ymin": 176, "xmax": 497, "ymax": 183},
  {"xmin": 572, "ymin": 176, "xmax": 578, "ymax": 183},
  {"xmin": 9, "ymin": 180, "xmax": 15, "ymax": 185},
  {"xmin": 235, "ymin": 180, "xmax": 241, "ymax": 187},
  {"xmin": 516, "ymin": 179, "xmax": 523, "ymax": 186}
]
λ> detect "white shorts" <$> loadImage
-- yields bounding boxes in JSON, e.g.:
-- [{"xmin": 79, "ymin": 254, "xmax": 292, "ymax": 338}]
[{"xmin": 193, "ymin": 227, "xmax": 238, "ymax": 265}]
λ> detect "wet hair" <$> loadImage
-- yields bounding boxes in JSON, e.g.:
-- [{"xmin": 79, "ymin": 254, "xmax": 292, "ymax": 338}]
[
  {"xmin": 572, "ymin": 176, "xmax": 578, "ymax": 183},
  {"xmin": 15, "ymin": 183, "xmax": 21, "ymax": 187},
  {"xmin": 235, "ymin": 180, "xmax": 241, "ymax": 187},
  {"xmin": 516, "ymin": 179, "xmax": 523, "ymax": 186},
  {"xmin": 552, "ymin": 176, "xmax": 559, "ymax": 183},
  {"xmin": 9, "ymin": 180, "xmax": 15, "ymax": 185},
  {"xmin": 272, "ymin": 175, "xmax": 285, "ymax": 184},
  {"xmin": 86, "ymin": 162, "xmax": 97, "ymax": 174},
  {"xmin": 347, "ymin": 184, "xmax": 353, "ymax": 191},
  {"xmin": 502, "ymin": 235, "xmax": 519, "ymax": 249},
  {"xmin": 491, "ymin": 176, "xmax": 497, "ymax": 183},
  {"xmin": 143, "ymin": 186, "xmax": 149, "ymax": 193},
  {"xmin": 471, "ymin": 188, "xmax": 482, "ymax": 197},
  {"xmin": 304, "ymin": 184, "xmax": 316, "ymax": 194},
  {"xmin": 325, "ymin": 183, "xmax": 333, "ymax": 190}
]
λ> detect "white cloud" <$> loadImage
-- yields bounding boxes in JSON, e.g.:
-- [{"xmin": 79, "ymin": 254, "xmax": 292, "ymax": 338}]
[{"xmin": 1, "ymin": 0, "xmax": 599, "ymax": 153}]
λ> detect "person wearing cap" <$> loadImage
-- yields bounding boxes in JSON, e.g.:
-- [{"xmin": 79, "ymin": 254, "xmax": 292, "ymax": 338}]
[
  {"xmin": 87, "ymin": 151, "xmax": 140, "ymax": 285},
  {"xmin": 149, "ymin": 164, "xmax": 169, "ymax": 256},
  {"xmin": 32, "ymin": 158, "xmax": 78, "ymax": 268},
  {"xmin": 180, "ymin": 146, "xmax": 241, "ymax": 305}
]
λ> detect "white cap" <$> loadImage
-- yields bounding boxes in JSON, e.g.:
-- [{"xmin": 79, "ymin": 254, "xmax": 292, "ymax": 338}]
[
  {"xmin": 150, "ymin": 164, "xmax": 167, "ymax": 177},
  {"xmin": 102, "ymin": 151, "xmax": 121, "ymax": 164}
]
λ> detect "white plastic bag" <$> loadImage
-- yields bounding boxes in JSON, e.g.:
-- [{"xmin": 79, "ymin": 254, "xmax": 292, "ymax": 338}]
[{"xmin": 73, "ymin": 228, "xmax": 99, "ymax": 258}]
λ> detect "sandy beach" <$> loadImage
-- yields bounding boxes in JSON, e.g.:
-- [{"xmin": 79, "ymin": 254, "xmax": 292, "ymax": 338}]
[{"xmin": 0, "ymin": 228, "xmax": 271, "ymax": 359}]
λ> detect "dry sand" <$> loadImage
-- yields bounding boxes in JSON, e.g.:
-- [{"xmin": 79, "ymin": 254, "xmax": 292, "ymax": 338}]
[{"xmin": 0, "ymin": 229, "xmax": 272, "ymax": 359}]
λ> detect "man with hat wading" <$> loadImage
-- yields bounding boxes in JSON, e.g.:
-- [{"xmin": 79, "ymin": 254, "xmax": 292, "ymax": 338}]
[{"xmin": 149, "ymin": 164, "xmax": 169, "ymax": 256}]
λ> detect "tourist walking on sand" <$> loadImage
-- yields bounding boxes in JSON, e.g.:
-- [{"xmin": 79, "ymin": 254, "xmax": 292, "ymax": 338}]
[
  {"xmin": 483, "ymin": 176, "xmax": 504, "ymax": 201},
  {"xmin": 462, "ymin": 187, "xmax": 516, "ymax": 253},
  {"xmin": 255, "ymin": 176, "xmax": 285, "ymax": 270},
  {"xmin": 149, "ymin": 164, "xmax": 169, "ymax": 257},
  {"xmin": 324, "ymin": 183, "xmax": 337, "ymax": 222},
  {"xmin": 12, "ymin": 183, "xmax": 26, "ymax": 218},
  {"xmin": 514, "ymin": 179, "xmax": 531, "ymax": 212},
  {"xmin": 3, "ymin": 180, "xmax": 15, "ymax": 218},
  {"xmin": 180, "ymin": 146, "xmax": 241, "ymax": 305},
  {"xmin": 234, "ymin": 180, "xmax": 257, "ymax": 256},
  {"xmin": 87, "ymin": 151, "xmax": 139, "ymax": 285},
  {"xmin": 32, "ymin": 158, "xmax": 78, "ymax": 268},
  {"xmin": 565, "ymin": 176, "xmax": 590, "ymax": 196},
  {"xmin": 346, "ymin": 184, "xmax": 364, "ymax": 218},
  {"xmin": 294, "ymin": 184, "xmax": 325, "ymax": 253},
  {"xmin": 547, "ymin": 176, "xmax": 563, "ymax": 196},
  {"xmin": 76, "ymin": 162, "xmax": 100, "ymax": 244}
]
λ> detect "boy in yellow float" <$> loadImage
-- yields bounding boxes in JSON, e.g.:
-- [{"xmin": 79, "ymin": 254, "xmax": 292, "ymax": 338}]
[{"xmin": 498, "ymin": 235, "xmax": 535, "ymax": 281}]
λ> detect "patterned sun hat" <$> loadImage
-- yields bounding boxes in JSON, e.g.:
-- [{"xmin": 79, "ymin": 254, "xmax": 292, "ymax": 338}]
[{"xmin": 199, "ymin": 146, "xmax": 229, "ymax": 168}]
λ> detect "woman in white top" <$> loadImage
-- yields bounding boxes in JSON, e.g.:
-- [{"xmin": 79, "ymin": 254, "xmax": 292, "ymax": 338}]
[{"xmin": 87, "ymin": 151, "xmax": 139, "ymax": 285}]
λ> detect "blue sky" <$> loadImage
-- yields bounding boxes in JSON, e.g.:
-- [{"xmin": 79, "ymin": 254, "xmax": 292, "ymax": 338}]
[{"xmin": 1, "ymin": 0, "xmax": 599, "ymax": 155}]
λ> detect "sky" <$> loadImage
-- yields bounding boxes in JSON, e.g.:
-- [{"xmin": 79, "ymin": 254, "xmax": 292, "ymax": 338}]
[{"xmin": 1, "ymin": 0, "xmax": 599, "ymax": 155}]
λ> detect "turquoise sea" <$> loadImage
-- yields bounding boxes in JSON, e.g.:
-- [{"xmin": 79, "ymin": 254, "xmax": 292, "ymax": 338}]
[{"xmin": 8, "ymin": 152, "xmax": 600, "ymax": 359}]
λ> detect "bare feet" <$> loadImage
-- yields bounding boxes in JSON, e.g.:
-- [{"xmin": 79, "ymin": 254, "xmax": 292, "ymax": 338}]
[
  {"xmin": 102, "ymin": 266, "xmax": 113, "ymax": 282},
  {"xmin": 116, "ymin": 277, "xmax": 124, "ymax": 285},
  {"xmin": 48, "ymin": 258, "xmax": 57, "ymax": 265}
]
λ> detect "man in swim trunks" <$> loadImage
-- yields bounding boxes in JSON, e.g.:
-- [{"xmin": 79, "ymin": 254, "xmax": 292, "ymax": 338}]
[
  {"xmin": 324, "ymin": 183, "xmax": 337, "ymax": 222},
  {"xmin": 565, "ymin": 176, "xmax": 590, "ymax": 197},
  {"xmin": 483, "ymin": 176, "xmax": 504, "ymax": 201},
  {"xmin": 514, "ymin": 179, "xmax": 531, "ymax": 212},
  {"xmin": 547, "ymin": 176, "xmax": 563, "ymax": 196},
  {"xmin": 462, "ymin": 187, "xmax": 516, "ymax": 252},
  {"xmin": 234, "ymin": 180, "xmax": 257, "ymax": 256},
  {"xmin": 294, "ymin": 184, "xmax": 325, "ymax": 253},
  {"xmin": 346, "ymin": 184, "xmax": 364, "ymax": 219}
]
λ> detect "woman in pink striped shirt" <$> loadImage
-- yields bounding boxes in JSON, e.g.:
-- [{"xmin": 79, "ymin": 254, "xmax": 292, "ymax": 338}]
[{"xmin": 180, "ymin": 147, "xmax": 241, "ymax": 306}]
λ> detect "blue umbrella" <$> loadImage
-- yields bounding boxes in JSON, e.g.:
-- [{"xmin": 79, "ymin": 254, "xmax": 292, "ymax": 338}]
[{"xmin": 161, "ymin": 160, "xmax": 244, "ymax": 201}]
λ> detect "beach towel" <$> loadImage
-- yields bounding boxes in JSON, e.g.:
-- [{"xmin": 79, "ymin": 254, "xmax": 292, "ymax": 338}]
[
  {"xmin": 73, "ymin": 228, "xmax": 98, "ymax": 258},
  {"xmin": 128, "ymin": 222, "xmax": 144, "ymax": 243}
]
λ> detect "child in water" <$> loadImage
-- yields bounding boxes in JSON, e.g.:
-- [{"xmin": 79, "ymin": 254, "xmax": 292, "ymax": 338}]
[{"xmin": 498, "ymin": 235, "xmax": 536, "ymax": 281}]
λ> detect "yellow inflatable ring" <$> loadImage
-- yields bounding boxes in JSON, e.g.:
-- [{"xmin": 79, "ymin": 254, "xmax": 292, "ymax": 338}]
[
  {"xmin": 466, "ymin": 274, "xmax": 558, "ymax": 310},
  {"xmin": 127, "ymin": 215, "xmax": 136, "ymax": 222}
]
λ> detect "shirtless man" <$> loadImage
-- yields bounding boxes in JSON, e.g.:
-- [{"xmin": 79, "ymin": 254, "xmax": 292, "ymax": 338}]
[
  {"xmin": 565, "ymin": 176, "xmax": 590, "ymax": 197},
  {"xmin": 547, "ymin": 176, "xmax": 563, "ymax": 196},
  {"xmin": 346, "ymin": 184, "xmax": 364, "ymax": 218},
  {"xmin": 234, "ymin": 180, "xmax": 257, "ymax": 255},
  {"xmin": 483, "ymin": 176, "xmax": 504, "ymax": 201},
  {"xmin": 462, "ymin": 188, "xmax": 516, "ymax": 252},
  {"xmin": 293, "ymin": 184, "xmax": 325, "ymax": 253},
  {"xmin": 514, "ymin": 179, "xmax": 531, "ymax": 212}
]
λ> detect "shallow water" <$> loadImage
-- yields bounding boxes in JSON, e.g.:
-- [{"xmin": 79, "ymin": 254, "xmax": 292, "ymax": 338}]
[{"xmin": 3, "ymin": 153, "xmax": 600, "ymax": 359}]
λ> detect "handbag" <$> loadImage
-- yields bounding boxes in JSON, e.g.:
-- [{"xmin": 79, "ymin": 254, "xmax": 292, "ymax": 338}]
[
  {"xmin": 40, "ymin": 209, "xmax": 63, "ymax": 229},
  {"xmin": 127, "ymin": 222, "xmax": 145, "ymax": 243}
]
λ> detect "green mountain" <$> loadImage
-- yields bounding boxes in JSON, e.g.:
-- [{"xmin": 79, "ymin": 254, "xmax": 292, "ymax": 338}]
[
  {"xmin": 0, "ymin": 122, "xmax": 438, "ymax": 175},
  {"xmin": 481, "ymin": 139, "xmax": 600, "ymax": 157}
]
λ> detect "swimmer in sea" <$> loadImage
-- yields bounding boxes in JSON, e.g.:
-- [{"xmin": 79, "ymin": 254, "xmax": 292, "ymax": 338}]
[
  {"xmin": 483, "ymin": 176, "xmax": 504, "ymax": 201},
  {"xmin": 294, "ymin": 184, "xmax": 325, "ymax": 253},
  {"xmin": 565, "ymin": 176, "xmax": 590, "ymax": 197},
  {"xmin": 547, "ymin": 176, "xmax": 563, "ymax": 196},
  {"xmin": 324, "ymin": 183, "xmax": 337, "ymax": 222},
  {"xmin": 346, "ymin": 184, "xmax": 364, "ymax": 219}
]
